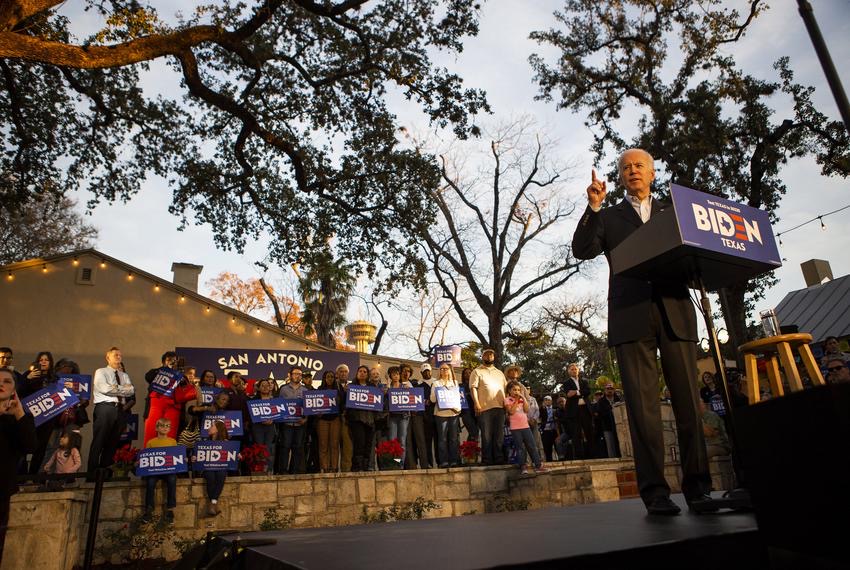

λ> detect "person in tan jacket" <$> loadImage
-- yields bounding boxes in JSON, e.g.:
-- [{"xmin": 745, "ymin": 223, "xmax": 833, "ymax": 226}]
[{"xmin": 469, "ymin": 348, "xmax": 506, "ymax": 465}]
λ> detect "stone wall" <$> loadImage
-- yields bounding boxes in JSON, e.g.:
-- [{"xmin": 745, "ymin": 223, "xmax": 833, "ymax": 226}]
[{"xmin": 3, "ymin": 461, "xmax": 626, "ymax": 570}]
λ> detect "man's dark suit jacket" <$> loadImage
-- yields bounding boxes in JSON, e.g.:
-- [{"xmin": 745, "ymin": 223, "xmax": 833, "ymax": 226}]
[
  {"xmin": 562, "ymin": 376, "xmax": 591, "ymax": 419},
  {"xmin": 571, "ymin": 199, "xmax": 697, "ymax": 347}
]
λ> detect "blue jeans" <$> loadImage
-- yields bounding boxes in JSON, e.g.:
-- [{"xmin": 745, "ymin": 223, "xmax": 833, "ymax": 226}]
[
  {"xmin": 478, "ymin": 408, "xmax": 506, "ymax": 464},
  {"xmin": 277, "ymin": 425, "xmax": 306, "ymax": 474},
  {"xmin": 512, "ymin": 427, "xmax": 541, "ymax": 468},
  {"xmin": 203, "ymin": 470, "xmax": 226, "ymax": 500},
  {"xmin": 144, "ymin": 474, "xmax": 176, "ymax": 509},
  {"xmin": 435, "ymin": 416, "xmax": 460, "ymax": 466},
  {"xmin": 251, "ymin": 423, "xmax": 277, "ymax": 473},
  {"xmin": 387, "ymin": 415, "xmax": 409, "ymax": 462}
]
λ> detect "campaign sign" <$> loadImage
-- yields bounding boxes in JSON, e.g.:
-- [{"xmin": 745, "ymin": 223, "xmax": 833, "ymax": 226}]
[
  {"xmin": 346, "ymin": 385, "xmax": 384, "ymax": 412},
  {"xmin": 22, "ymin": 385, "xmax": 80, "ymax": 427},
  {"xmin": 433, "ymin": 345, "xmax": 462, "ymax": 368},
  {"xmin": 136, "ymin": 446, "xmax": 188, "ymax": 476},
  {"xmin": 199, "ymin": 386, "xmax": 223, "ymax": 405},
  {"xmin": 200, "ymin": 411, "xmax": 244, "ymax": 437},
  {"xmin": 435, "ymin": 386, "xmax": 461, "ymax": 410},
  {"xmin": 247, "ymin": 398, "xmax": 288, "ymax": 423},
  {"xmin": 194, "ymin": 440, "xmax": 240, "ymax": 472},
  {"xmin": 150, "ymin": 367, "xmax": 183, "ymax": 397},
  {"xmin": 303, "ymin": 390, "xmax": 339, "ymax": 416},
  {"xmin": 120, "ymin": 413, "xmax": 139, "ymax": 443},
  {"xmin": 388, "ymin": 387, "xmax": 425, "ymax": 412},
  {"xmin": 56, "ymin": 374, "xmax": 91, "ymax": 398},
  {"xmin": 672, "ymin": 184, "xmax": 781, "ymax": 265},
  {"xmin": 280, "ymin": 398, "xmax": 304, "ymax": 423}
]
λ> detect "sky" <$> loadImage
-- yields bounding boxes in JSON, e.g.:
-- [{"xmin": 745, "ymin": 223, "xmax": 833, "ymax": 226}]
[{"xmin": 70, "ymin": 1, "xmax": 850, "ymax": 359}]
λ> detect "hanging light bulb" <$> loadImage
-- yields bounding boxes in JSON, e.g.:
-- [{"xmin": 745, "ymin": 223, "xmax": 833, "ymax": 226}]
[
  {"xmin": 819, "ymin": 216, "xmax": 826, "ymax": 230},
  {"xmin": 127, "ymin": 272, "xmax": 133, "ymax": 281},
  {"xmin": 154, "ymin": 283, "xmax": 160, "ymax": 291},
  {"xmin": 72, "ymin": 257, "xmax": 79, "ymax": 266},
  {"xmin": 42, "ymin": 264, "xmax": 47, "ymax": 273}
]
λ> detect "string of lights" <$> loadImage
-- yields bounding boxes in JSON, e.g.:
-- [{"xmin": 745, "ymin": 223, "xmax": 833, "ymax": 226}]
[{"xmin": 775, "ymin": 203, "xmax": 850, "ymax": 245}]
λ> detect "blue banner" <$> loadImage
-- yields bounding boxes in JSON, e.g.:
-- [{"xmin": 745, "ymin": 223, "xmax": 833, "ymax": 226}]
[
  {"xmin": 671, "ymin": 184, "xmax": 781, "ymax": 264},
  {"xmin": 432, "ymin": 345, "xmax": 462, "ymax": 368},
  {"xmin": 435, "ymin": 386, "xmax": 461, "ymax": 410},
  {"xmin": 247, "ymin": 398, "xmax": 288, "ymax": 423},
  {"xmin": 22, "ymin": 385, "xmax": 80, "ymax": 427},
  {"xmin": 387, "ymin": 387, "xmax": 425, "ymax": 412},
  {"xmin": 200, "ymin": 411, "xmax": 245, "ymax": 437},
  {"xmin": 346, "ymin": 385, "xmax": 384, "ymax": 411},
  {"xmin": 194, "ymin": 440, "xmax": 240, "ymax": 471},
  {"xmin": 56, "ymin": 374, "xmax": 91, "ymax": 398},
  {"xmin": 175, "ymin": 346, "xmax": 360, "ymax": 386},
  {"xmin": 120, "ymin": 413, "xmax": 139, "ymax": 443},
  {"xmin": 459, "ymin": 389, "xmax": 469, "ymax": 410},
  {"xmin": 150, "ymin": 367, "xmax": 183, "ymax": 397},
  {"xmin": 199, "ymin": 386, "xmax": 222, "ymax": 405},
  {"xmin": 280, "ymin": 398, "xmax": 304, "ymax": 423},
  {"xmin": 303, "ymin": 390, "xmax": 339, "ymax": 415},
  {"xmin": 136, "ymin": 446, "xmax": 188, "ymax": 476}
]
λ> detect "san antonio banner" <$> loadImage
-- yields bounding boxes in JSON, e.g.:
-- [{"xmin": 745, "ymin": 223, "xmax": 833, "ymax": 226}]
[{"xmin": 176, "ymin": 346, "xmax": 360, "ymax": 384}]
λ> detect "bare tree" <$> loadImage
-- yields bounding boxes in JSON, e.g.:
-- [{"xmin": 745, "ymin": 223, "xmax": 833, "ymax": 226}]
[
  {"xmin": 395, "ymin": 284, "xmax": 456, "ymax": 358},
  {"xmin": 419, "ymin": 118, "xmax": 585, "ymax": 363}
]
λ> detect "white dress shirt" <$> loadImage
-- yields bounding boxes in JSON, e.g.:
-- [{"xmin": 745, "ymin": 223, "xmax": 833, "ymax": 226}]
[
  {"xmin": 628, "ymin": 194, "xmax": 652, "ymax": 223},
  {"xmin": 92, "ymin": 366, "xmax": 134, "ymax": 404}
]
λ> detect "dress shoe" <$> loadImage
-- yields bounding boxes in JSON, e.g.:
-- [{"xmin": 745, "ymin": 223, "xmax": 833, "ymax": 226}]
[
  {"xmin": 646, "ymin": 496, "xmax": 681, "ymax": 516},
  {"xmin": 687, "ymin": 493, "xmax": 720, "ymax": 514}
]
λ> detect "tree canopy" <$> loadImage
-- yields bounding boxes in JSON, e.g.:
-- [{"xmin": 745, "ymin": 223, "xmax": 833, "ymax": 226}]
[
  {"xmin": 0, "ymin": 0, "xmax": 489, "ymax": 286},
  {"xmin": 529, "ymin": 0, "xmax": 849, "ymax": 352}
]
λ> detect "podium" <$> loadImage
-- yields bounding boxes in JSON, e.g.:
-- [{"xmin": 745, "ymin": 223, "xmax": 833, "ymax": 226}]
[
  {"xmin": 609, "ymin": 184, "xmax": 782, "ymax": 513},
  {"xmin": 611, "ymin": 184, "xmax": 781, "ymax": 290}
]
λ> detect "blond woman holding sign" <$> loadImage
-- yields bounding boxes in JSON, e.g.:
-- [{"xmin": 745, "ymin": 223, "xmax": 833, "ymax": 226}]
[{"xmin": 430, "ymin": 364, "xmax": 461, "ymax": 468}]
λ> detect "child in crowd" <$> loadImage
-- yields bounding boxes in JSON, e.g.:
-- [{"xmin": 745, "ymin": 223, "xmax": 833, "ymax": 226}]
[
  {"xmin": 142, "ymin": 417, "xmax": 178, "ymax": 523},
  {"xmin": 41, "ymin": 428, "xmax": 82, "ymax": 489},
  {"xmin": 505, "ymin": 380, "xmax": 548, "ymax": 475},
  {"xmin": 202, "ymin": 419, "xmax": 233, "ymax": 517}
]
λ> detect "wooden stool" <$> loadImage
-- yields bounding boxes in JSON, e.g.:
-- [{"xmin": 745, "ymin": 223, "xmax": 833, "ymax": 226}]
[{"xmin": 738, "ymin": 333, "xmax": 825, "ymax": 404}]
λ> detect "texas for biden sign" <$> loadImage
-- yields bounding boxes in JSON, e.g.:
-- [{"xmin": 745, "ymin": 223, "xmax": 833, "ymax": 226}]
[
  {"xmin": 194, "ymin": 440, "xmax": 240, "ymax": 471},
  {"xmin": 22, "ymin": 385, "xmax": 80, "ymax": 427},
  {"xmin": 672, "ymin": 184, "xmax": 780, "ymax": 263},
  {"xmin": 149, "ymin": 367, "xmax": 183, "ymax": 397},
  {"xmin": 56, "ymin": 375, "xmax": 91, "ymax": 398},
  {"xmin": 388, "ymin": 388, "xmax": 425, "ymax": 412},
  {"xmin": 303, "ymin": 390, "xmax": 339, "ymax": 415},
  {"xmin": 346, "ymin": 385, "xmax": 384, "ymax": 411},
  {"xmin": 136, "ymin": 446, "xmax": 188, "ymax": 476},
  {"xmin": 247, "ymin": 398, "xmax": 288, "ymax": 422},
  {"xmin": 201, "ymin": 411, "xmax": 244, "ymax": 436}
]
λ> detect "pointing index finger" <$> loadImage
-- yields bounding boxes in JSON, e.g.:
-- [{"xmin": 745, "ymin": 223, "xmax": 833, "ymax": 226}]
[{"xmin": 592, "ymin": 169, "xmax": 599, "ymax": 183}]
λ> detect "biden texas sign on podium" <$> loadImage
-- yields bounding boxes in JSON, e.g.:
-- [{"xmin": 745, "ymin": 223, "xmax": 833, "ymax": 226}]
[{"xmin": 611, "ymin": 184, "xmax": 781, "ymax": 291}]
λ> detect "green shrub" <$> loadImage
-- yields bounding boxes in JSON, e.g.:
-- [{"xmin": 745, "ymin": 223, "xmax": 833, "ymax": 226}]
[{"xmin": 360, "ymin": 497, "xmax": 440, "ymax": 524}]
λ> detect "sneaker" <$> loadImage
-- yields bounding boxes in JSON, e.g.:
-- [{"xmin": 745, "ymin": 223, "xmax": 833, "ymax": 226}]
[
  {"xmin": 164, "ymin": 510, "xmax": 174, "ymax": 524},
  {"xmin": 214, "ymin": 503, "xmax": 222, "ymax": 515},
  {"xmin": 534, "ymin": 466, "xmax": 549, "ymax": 474},
  {"xmin": 520, "ymin": 466, "xmax": 530, "ymax": 476},
  {"xmin": 207, "ymin": 503, "xmax": 217, "ymax": 517}
]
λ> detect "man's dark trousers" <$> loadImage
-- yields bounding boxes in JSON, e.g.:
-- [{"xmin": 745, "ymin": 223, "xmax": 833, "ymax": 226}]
[{"xmin": 615, "ymin": 299, "xmax": 710, "ymax": 504}]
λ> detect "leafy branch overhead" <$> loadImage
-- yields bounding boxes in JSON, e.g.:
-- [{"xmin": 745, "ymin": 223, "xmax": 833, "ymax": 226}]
[{"xmin": 0, "ymin": 0, "xmax": 489, "ymax": 284}]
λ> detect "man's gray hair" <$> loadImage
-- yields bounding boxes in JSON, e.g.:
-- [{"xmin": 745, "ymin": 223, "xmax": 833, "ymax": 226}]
[
  {"xmin": 336, "ymin": 364, "xmax": 349, "ymax": 372},
  {"xmin": 618, "ymin": 148, "xmax": 654, "ymax": 169}
]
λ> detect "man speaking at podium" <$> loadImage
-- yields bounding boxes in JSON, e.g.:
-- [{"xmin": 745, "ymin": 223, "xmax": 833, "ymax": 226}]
[{"xmin": 572, "ymin": 148, "xmax": 715, "ymax": 515}]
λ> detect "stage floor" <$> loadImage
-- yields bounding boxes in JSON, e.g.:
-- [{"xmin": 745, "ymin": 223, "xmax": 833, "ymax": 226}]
[{"xmin": 218, "ymin": 494, "xmax": 761, "ymax": 569}]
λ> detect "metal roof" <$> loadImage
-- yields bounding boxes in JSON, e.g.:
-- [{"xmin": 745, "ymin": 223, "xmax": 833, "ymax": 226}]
[{"xmin": 775, "ymin": 274, "xmax": 850, "ymax": 342}]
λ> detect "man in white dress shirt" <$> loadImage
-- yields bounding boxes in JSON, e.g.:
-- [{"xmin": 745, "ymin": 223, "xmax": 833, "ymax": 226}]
[{"xmin": 87, "ymin": 347, "xmax": 135, "ymax": 478}]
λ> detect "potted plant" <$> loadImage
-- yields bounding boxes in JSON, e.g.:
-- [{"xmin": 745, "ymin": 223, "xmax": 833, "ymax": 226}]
[
  {"xmin": 459, "ymin": 440, "xmax": 480, "ymax": 465},
  {"xmin": 241, "ymin": 443, "xmax": 271, "ymax": 473},
  {"xmin": 113, "ymin": 444, "xmax": 140, "ymax": 479},
  {"xmin": 376, "ymin": 438, "xmax": 404, "ymax": 470}
]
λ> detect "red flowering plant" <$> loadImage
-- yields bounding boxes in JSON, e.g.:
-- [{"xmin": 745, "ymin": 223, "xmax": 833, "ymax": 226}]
[
  {"xmin": 241, "ymin": 443, "xmax": 271, "ymax": 473},
  {"xmin": 376, "ymin": 438, "xmax": 404, "ymax": 470},
  {"xmin": 459, "ymin": 440, "xmax": 480, "ymax": 463},
  {"xmin": 112, "ymin": 445, "xmax": 140, "ymax": 476}
]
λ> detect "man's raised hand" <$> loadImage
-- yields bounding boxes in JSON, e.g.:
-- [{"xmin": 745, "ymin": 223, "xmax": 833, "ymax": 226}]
[{"xmin": 586, "ymin": 169, "xmax": 607, "ymax": 208}]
